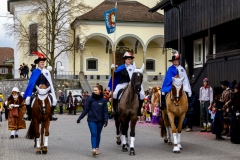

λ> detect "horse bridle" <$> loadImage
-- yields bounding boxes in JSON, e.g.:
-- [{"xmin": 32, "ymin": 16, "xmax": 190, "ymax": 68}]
[
  {"xmin": 37, "ymin": 92, "xmax": 49, "ymax": 115},
  {"xmin": 170, "ymin": 85, "xmax": 183, "ymax": 106},
  {"xmin": 130, "ymin": 72, "xmax": 143, "ymax": 94}
]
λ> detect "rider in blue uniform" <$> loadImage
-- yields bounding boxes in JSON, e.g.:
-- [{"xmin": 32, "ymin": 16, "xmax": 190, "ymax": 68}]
[
  {"xmin": 23, "ymin": 51, "xmax": 57, "ymax": 121},
  {"xmin": 108, "ymin": 52, "xmax": 144, "ymax": 116},
  {"xmin": 161, "ymin": 53, "xmax": 192, "ymax": 110}
]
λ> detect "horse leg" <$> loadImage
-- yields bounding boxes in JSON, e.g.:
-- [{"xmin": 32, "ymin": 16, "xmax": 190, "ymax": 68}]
[
  {"xmin": 114, "ymin": 115, "xmax": 121, "ymax": 145},
  {"xmin": 40, "ymin": 122, "xmax": 44, "ymax": 149},
  {"xmin": 121, "ymin": 119, "xmax": 128, "ymax": 152},
  {"xmin": 129, "ymin": 117, "xmax": 137, "ymax": 156},
  {"xmin": 167, "ymin": 113, "xmax": 180, "ymax": 153},
  {"xmin": 126, "ymin": 123, "xmax": 129, "ymax": 147},
  {"xmin": 176, "ymin": 114, "xmax": 186, "ymax": 150},
  {"xmin": 42, "ymin": 119, "xmax": 50, "ymax": 154},
  {"xmin": 34, "ymin": 120, "xmax": 41, "ymax": 154}
]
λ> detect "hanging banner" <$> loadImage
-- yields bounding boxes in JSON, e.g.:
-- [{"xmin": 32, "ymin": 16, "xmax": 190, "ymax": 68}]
[{"xmin": 104, "ymin": 8, "xmax": 117, "ymax": 34}]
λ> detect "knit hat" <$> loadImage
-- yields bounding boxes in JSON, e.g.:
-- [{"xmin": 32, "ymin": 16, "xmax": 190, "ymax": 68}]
[{"xmin": 203, "ymin": 78, "xmax": 208, "ymax": 82}]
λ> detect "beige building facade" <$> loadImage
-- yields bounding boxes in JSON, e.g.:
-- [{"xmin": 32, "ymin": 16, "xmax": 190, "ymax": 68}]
[{"xmin": 8, "ymin": 0, "xmax": 171, "ymax": 81}]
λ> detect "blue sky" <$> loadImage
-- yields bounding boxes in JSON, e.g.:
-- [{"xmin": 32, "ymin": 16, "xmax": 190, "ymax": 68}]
[{"xmin": 0, "ymin": 0, "xmax": 14, "ymax": 48}]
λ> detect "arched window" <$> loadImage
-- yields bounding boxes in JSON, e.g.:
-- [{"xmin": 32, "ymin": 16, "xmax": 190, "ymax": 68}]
[
  {"xmin": 86, "ymin": 58, "xmax": 98, "ymax": 71},
  {"xmin": 146, "ymin": 59, "xmax": 155, "ymax": 71},
  {"xmin": 29, "ymin": 23, "xmax": 38, "ymax": 55}
]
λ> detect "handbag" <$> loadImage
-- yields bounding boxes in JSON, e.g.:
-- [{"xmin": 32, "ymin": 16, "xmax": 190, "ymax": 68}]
[{"xmin": 11, "ymin": 108, "xmax": 19, "ymax": 118}]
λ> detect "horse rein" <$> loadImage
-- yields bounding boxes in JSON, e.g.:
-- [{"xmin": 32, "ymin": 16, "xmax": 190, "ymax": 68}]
[
  {"xmin": 37, "ymin": 92, "xmax": 49, "ymax": 115},
  {"xmin": 130, "ymin": 72, "xmax": 143, "ymax": 94}
]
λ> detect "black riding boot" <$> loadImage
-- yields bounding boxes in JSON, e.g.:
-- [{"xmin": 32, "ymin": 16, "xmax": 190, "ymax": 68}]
[
  {"xmin": 138, "ymin": 99, "xmax": 144, "ymax": 116},
  {"xmin": 23, "ymin": 105, "xmax": 32, "ymax": 121},
  {"xmin": 160, "ymin": 94, "xmax": 166, "ymax": 110},
  {"xmin": 112, "ymin": 98, "xmax": 118, "ymax": 114},
  {"xmin": 51, "ymin": 106, "xmax": 58, "ymax": 121}
]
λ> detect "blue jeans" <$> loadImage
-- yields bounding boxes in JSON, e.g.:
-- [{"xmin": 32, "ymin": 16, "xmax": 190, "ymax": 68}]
[{"xmin": 88, "ymin": 121, "xmax": 104, "ymax": 149}]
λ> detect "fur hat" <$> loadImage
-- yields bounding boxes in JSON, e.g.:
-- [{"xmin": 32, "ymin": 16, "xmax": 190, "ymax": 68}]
[
  {"xmin": 122, "ymin": 51, "xmax": 134, "ymax": 60},
  {"xmin": 32, "ymin": 51, "xmax": 47, "ymax": 64}
]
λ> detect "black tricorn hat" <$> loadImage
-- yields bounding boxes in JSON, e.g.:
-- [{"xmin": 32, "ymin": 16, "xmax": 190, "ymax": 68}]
[
  {"xmin": 32, "ymin": 51, "xmax": 47, "ymax": 64},
  {"xmin": 169, "ymin": 53, "xmax": 180, "ymax": 62},
  {"xmin": 220, "ymin": 80, "xmax": 230, "ymax": 87}
]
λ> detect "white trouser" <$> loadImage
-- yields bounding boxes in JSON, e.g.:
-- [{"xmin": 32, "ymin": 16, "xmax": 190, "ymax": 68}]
[
  {"xmin": 113, "ymin": 83, "xmax": 144, "ymax": 100},
  {"xmin": 25, "ymin": 95, "xmax": 57, "ymax": 106}
]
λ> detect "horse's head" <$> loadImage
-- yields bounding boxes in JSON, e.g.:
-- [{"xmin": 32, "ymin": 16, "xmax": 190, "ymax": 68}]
[
  {"xmin": 36, "ymin": 85, "xmax": 51, "ymax": 115},
  {"xmin": 171, "ymin": 77, "xmax": 185, "ymax": 106},
  {"xmin": 131, "ymin": 63, "xmax": 144, "ymax": 94}
]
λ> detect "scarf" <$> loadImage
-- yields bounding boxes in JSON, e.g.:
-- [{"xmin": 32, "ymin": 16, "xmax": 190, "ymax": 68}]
[
  {"xmin": 92, "ymin": 93, "xmax": 103, "ymax": 100},
  {"xmin": 203, "ymin": 85, "xmax": 210, "ymax": 89}
]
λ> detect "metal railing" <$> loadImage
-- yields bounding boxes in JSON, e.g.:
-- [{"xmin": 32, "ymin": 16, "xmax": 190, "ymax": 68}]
[{"xmin": 54, "ymin": 71, "xmax": 79, "ymax": 79}]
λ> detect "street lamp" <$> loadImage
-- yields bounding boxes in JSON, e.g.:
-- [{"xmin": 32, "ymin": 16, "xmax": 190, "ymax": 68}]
[{"xmin": 55, "ymin": 61, "xmax": 64, "ymax": 74}]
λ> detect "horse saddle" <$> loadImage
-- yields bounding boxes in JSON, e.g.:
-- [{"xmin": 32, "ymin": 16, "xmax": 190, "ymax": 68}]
[
  {"xmin": 117, "ymin": 84, "xmax": 128, "ymax": 100},
  {"xmin": 30, "ymin": 93, "xmax": 53, "ymax": 108}
]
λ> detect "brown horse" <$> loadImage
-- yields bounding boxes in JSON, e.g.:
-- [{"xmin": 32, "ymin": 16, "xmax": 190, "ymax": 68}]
[
  {"xmin": 25, "ymin": 84, "xmax": 51, "ymax": 154},
  {"xmin": 115, "ymin": 64, "xmax": 144, "ymax": 156},
  {"xmin": 161, "ymin": 77, "xmax": 188, "ymax": 153}
]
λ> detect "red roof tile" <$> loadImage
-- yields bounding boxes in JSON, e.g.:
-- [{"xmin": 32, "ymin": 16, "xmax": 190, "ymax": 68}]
[
  {"xmin": 74, "ymin": 1, "xmax": 164, "ymax": 23},
  {"xmin": 0, "ymin": 47, "xmax": 14, "ymax": 65}
]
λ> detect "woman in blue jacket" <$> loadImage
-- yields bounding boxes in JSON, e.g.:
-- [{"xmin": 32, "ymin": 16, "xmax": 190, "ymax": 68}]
[{"xmin": 77, "ymin": 85, "xmax": 108, "ymax": 156}]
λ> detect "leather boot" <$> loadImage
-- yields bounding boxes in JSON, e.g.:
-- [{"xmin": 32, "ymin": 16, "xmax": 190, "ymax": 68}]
[
  {"xmin": 112, "ymin": 98, "xmax": 118, "ymax": 114},
  {"xmin": 160, "ymin": 94, "xmax": 166, "ymax": 110},
  {"xmin": 51, "ymin": 106, "xmax": 58, "ymax": 121},
  {"xmin": 138, "ymin": 99, "xmax": 144, "ymax": 116},
  {"xmin": 23, "ymin": 105, "xmax": 32, "ymax": 121}
]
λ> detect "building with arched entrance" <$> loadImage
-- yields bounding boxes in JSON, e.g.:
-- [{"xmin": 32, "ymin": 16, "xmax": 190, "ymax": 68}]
[{"xmin": 8, "ymin": 0, "xmax": 172, "ymax": 90}]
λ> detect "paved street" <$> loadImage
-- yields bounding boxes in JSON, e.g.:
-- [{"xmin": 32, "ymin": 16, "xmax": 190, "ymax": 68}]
[{"xmin": 0, "ymin": 113, "xmax": 240, "ymax": 160}]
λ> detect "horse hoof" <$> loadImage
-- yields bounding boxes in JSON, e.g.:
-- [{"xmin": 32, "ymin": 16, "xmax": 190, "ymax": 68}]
[
  {"xmin": 129, "ymin": 148, "xmax": 135, "ymax": 156},
  {"xmin": 42, "ymin": 146, "xmax": 48, "ymax": 154},
  {"xmin": 122, "ymin": 145, "xmax": 128, "ymax": 152},
  {"xmin": 116, "ymin": 141, "xmax": 121, "ymax": 145},
  {"xmin": 36, "ymin": 150, "xmax": 41, "ymax": 154},
  {"xmin": 164, "ymin": 139, "xmax": 168, "ymax": 143},
  {"xmin": 173, "ymin": 151, "xmax": 180, "ymax": 153},
  {"xmin": 168, "ymin": 142, "xmax": 173, "ymax": 146}
]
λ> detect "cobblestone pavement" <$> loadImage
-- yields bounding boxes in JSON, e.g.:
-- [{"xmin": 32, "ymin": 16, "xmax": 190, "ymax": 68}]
[{"xmin": 0, "ymin": 114, "xmax": 240, "ymax": 160}]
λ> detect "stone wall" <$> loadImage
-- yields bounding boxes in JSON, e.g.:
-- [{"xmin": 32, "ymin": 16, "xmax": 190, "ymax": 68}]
[{"xmin": 0, "ymin": 79, "xmax": 81, "ymax": 99}]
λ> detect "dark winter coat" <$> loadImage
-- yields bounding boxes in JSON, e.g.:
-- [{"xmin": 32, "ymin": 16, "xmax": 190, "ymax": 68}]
[
  {"xmin": 78, "ymin": 93, "xmax": 108, "ymax": 123},
  {"xmin": 228, "ymin": 91, "xmax": 240, "ymax": 144}
]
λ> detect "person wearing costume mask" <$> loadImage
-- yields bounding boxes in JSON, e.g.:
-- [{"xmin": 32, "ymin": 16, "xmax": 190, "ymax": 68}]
[
  {"xmin": 160, "ymin": 53, "xmax": 192, "ymax": 110},
  {"xmin": 108, "ymin": 51, "xmax": 144, "ymax": 116},
  {"xmin": 23, "ymin": 51, "xmax": 58, "ymax": 121}
]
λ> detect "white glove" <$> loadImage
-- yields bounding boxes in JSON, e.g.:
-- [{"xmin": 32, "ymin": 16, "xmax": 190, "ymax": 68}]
[
  {"xmin": 111, "ymin": 64, "xmax": 115, "ymax": 68},
  {"xmin": 188, "ymin": 92, "xmax": 192, "ymax": 97},
  {"xmin": 161, "ymin": 92, "xmax": 165, "ymax": 95},
  {"xmin": 236, "ymin": 113, "xmax": 240, "ymax": 116}
]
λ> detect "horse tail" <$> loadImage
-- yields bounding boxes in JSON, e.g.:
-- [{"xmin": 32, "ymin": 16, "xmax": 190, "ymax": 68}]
[
  {"xmin": 25, "ymin": 121, "xmax": 35, "ymax": 139},
  {"xmin": 160, "ymin": 118, "xmax": 166, "ymax": 138}
]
